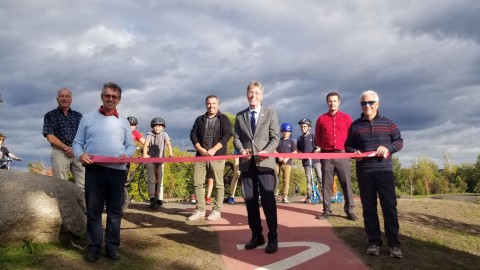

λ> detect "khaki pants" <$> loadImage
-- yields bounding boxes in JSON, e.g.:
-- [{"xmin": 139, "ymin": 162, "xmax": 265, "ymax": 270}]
[
  {"xmin": 275, "ymin": 163, "xmax": 292, "ymax": 197},
  {"xmin": 51, "ymin": 147, "xmax": 85, "ymax": 190},
  {"xmin": 193, "ymin": 160, "xmax": 225, "ymax": 212}
]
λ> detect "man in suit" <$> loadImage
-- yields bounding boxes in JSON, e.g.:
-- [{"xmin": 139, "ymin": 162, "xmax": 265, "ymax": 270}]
[{"xmin": 233, "ymin": 81, "xmax": 280, "ymax": 254}]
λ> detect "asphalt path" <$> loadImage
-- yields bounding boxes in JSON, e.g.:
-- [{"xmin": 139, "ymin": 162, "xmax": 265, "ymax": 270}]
[{"xmin": 193, "ymin": 196, "xmax": 368, "ymax": 270}]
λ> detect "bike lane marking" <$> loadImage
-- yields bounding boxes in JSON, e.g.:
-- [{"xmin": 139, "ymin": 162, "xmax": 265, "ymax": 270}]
[{"xmin": 210, "ymin": 200, "xmax": 369, "ymax": 270}]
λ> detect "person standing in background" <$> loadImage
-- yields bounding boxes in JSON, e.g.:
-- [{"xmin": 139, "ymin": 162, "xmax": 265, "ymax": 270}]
[
  {"xmin": 43, "ymin": 88, "xmax": 84, "ymax": 189},
  {"xmin": 314, "ymin": 91, "xmax": 357, "ymax": 221}
]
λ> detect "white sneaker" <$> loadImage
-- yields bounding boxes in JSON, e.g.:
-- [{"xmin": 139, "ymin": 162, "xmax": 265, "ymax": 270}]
[
  {"xmin": 188, "ymin": 210, "xmax": 206, "ymax": 221},
  {"xmin": 207, "ymin": 210, "xmax": 221, "ymax": 221}
]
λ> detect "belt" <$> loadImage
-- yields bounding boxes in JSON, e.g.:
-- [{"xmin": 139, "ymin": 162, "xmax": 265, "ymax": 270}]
[{"xmin": 321, "ymin": 149, "xmax": 345, "ymax": 153}]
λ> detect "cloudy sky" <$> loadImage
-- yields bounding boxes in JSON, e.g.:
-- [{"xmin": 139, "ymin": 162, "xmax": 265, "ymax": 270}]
[{"xmin": 1, "ymin": 0, "xmax": 479, "ymax": 170}]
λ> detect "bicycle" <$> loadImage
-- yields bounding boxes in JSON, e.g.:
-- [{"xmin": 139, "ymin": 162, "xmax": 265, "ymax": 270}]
[
  {"xmin": 0, "ymin": 157, "xmax": 22, "ymax": 170},
  {"xmin": 123, "ymin": 162, "xmax": 149, "ymax": 211}
]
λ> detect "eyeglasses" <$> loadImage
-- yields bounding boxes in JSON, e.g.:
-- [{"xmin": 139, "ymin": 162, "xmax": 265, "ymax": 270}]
[
  {"xmin": 103, "ymin": 94, "xmax": 120, "ymax": 100},
  {"xmin": 248, "ymin": 90, "xmax": 263, "ymax": 96},
  {"xmin": 361, "ymin": 101, "xmax": 376, "ymax": 107}
]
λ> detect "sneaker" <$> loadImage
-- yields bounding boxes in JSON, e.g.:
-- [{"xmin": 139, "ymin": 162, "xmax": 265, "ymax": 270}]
[
  {"xmin": 205, "ymin": 197, "xmax": 212, "ymax": 205},
  {"xmin": 156, "ymin": 200, "xmax": 165, "ymax": 206},
  {"xmin": 228, "ymin": 196, "xmax": 235, "ymax": 205},
  {"xmin": 347, "ymin": 213, "xmax": 358, "ymax": 221},
  {"xmin": 366, "ymin": 245, "xmax": 381, "ymax": 256},
  {"xmin": 390, "ymin": 247, "xmax": 402, "ymax": 258},
  {"xmin": 207, "ymin": 210, "xmax": 221, "ymax": 221},
  {"xmin": 191, "ymin": 194, "xmax": 196, "ymax": 204},
  {"xmin": 317, "ymin": 212, "xmax": 330, "ymax": 220},
  {"xmin": 187, "ymin": 210, "xmax": 206, "ymax": 221},
  {"xmin": 282, "ymin": 196, "xmax": 289, "ymax": 203},
  {"xmin": 304, "ymin": 197, "xmax": 311, "ymax": 204}
]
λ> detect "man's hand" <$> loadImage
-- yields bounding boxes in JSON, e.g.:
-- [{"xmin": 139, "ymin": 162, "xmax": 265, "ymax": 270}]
[
  {"xmin": 353, "ymin": 150, "xmax": 363, "ymax": 161},
  {"xmin": 79, "ymin": 153, "xmax": 93, "ymax": 165},
  {"xmin": 206, "ymin": 148, "xmax": 216, "ymax": 156},
  {"xmin": 257, "ymin": 150, "xmax": 268, "ymax": 161},
  {"xmin": 241, "ymin": 149, "xmax": 252, "ymax": 160},
  {"xmin": 64, "ymin": 146, "xmax": 74, "ymax": 158},
  {"xmin": 375, "ymin": 146, "xmax": 389, "ymax": 158}
]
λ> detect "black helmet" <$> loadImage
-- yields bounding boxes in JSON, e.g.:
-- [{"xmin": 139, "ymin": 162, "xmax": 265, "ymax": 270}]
[
  {"xmin": 151, "ymin": 117, "xmax": 166, "ymax": 128},
  {"xmin": 298, "ymin": 118, "xmax": 312, "ymax": 126},
  {"xmin": 127, "ymin": 116, "xmax": 138, "ymax": 126}
]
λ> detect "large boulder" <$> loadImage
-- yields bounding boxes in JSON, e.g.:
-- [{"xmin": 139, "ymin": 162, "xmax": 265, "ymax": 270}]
[{"xmin": 0, "ymin": 170, "xmax": 86, "ymax": 246}]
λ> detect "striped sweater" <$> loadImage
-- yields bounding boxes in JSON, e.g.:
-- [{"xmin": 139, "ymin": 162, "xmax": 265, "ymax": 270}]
[{"xmin": 345, "ymin": 112, "xmax": 403, "ymax": 172}]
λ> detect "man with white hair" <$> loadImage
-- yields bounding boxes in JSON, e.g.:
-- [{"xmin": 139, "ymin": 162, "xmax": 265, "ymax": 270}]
[
  {"xmin": 345, "ymin": 90, "xmax": 403, "ymax": 259},
  {"xmin": 43, "ymin": 88, "xmax": 84, "ymax": 189}
]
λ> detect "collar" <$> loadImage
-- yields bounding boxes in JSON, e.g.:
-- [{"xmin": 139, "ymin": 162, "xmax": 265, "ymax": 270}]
[
  {"xmin": 328, "ymin": 110, "xmax": 340, "ymax": 117},
  {"xmin": 249, "ymin": 105, "xmax": 261, "ymax": 114},
  {"xmin": 361, "ymin": 111, "xmax": 380, "ymax": 121},
  {"xmin": 98, "ymin": 106, "xmax": 119, "ymax": 118},
  {"xmin": 204, "ymin": 110, "xmax": 220, "ymax": 118},
  {"xmin": 56, "ymin": 106, "xmax": 72, "ymax": 114}
]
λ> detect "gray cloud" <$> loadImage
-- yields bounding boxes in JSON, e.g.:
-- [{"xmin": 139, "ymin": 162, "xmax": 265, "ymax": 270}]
[{"xmin": 0, "ymin": 0, "xmax": 479, "ymax": 169}]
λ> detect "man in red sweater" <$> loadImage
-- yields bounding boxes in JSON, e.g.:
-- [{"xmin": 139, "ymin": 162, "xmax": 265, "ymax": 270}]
[{"xmin": 314, "ymin": 92, "xmax": 357, "ymax": 221}]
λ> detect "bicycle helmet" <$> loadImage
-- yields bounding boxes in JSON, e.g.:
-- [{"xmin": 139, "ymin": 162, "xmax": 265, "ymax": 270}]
[
  {"xmin": 298, "ymin": 118, "xmax": 312, "ymax": 126},
  {"xmin": 151, "ymin": 117, "xmax": 166, "ymax": 128},
  {"xmin": 280, "ymin": 123, "xmax": 293, "ymax": 132},
  {"xmin": 0, "ymin": 133, "xmax": 5, "ymax": 140},
  {"xmin": 127, "ymin": 116, "xmax": 138, "ymax": 126}
]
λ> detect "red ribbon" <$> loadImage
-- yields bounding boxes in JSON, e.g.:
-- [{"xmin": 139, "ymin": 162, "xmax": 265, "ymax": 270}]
[{"xmin": 89, "ymin": 151, "xmax": 382, "ymax": 164}]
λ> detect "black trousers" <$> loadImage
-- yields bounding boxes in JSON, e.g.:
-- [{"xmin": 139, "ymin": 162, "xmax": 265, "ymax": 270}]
[
  {"xmin": 85, "ymin": 165, "xmax": 126, "ymax": 253},
  {"xmin": 241, "ymin": 162, "xmax": 278, "ymax": 241},
  {"xmin": 357, "ymin": 169, "xmax": 400, "ymax": 247}
]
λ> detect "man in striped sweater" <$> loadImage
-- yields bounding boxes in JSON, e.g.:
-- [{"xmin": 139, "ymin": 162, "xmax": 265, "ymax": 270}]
[{"xmin": 345, "ymin": 90, "xmax": 403, "ymax": 259}]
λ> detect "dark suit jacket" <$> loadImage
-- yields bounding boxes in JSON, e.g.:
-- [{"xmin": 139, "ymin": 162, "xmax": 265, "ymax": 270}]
[{"xmin": 234, "ymin": 106, "xmax": 280, "ymax": 172}]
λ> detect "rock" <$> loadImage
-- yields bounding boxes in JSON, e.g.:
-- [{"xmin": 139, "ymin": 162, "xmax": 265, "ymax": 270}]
[{"xmin": 0, "ymin": 170, "xmax": 86, "ymax": 246}]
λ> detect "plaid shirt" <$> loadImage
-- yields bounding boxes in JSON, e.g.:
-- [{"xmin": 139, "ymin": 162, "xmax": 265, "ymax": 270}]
[{"xmin": 43, "ymin": 107, "xmax": 83, "ymax": 146}]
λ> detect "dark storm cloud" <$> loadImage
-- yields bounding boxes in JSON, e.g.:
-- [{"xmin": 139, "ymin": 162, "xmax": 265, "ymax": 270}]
[{"xmin": 0, "ymin": 0, "xmax": 479, "ymax": 169}]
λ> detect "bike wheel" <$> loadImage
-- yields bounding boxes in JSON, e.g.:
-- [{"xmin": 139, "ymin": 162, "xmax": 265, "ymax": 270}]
[
  {"xmin": 122, "ymin": 187, "xmax": 130, "ymax": 211},
  {"xmin": 223, "ymin": 161, "xmax": 234, "ymax": 185},
  {"xmin": 137, "ymin": 165, "xmax": 150, "ymax": 202}
]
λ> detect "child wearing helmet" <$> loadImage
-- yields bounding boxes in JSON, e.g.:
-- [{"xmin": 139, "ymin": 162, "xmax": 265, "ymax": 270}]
[
  {"xmin": 297, "ymin": 118, "xmax": 322, "ymax": 203},
  {"xmin": 127, "ymin": 116, "xmax": 146, "ymax": 145},
  {"xmin": 143, "ymin": 117, "xmax": 174, "ymax": 209},
  {"xmin": 274, "ymin": 123, "xmax": 297, "ymax": 203}
]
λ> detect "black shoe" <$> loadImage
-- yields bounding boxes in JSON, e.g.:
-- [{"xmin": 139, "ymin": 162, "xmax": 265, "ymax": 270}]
[
  {"xmin": 317, "ymin": 212, "xmax": 330, "ymax": 220},
  {"xmin": 106, "ymin": 249, "xmax": 120, "ymax": 260},
  {"xmin": 265, "ymin": 240, "xmax": 278, "ymax": 254},
  {"xmin": 156, "ymin": 200, "xmax": 164, "ymax": 206},
  {"xmin": 149, "ymin": 198, "xmax": 155, "ymax": 209},
  {"xmin": 244, "ymin": 237, "xmax": 265, "ymax": 250},
  {"xmin": 347, "ymin": 213, "xmax": 358, "ymax": 221},
  {"xmin": 85, "ymin": 251, "xmax": 100, "ymax": 262}
]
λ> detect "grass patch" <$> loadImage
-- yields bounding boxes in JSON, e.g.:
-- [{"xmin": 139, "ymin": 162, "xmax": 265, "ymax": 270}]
[
  {"xmin": 1, "ymin": 198, "xmax": 478, "ymax": 269},
  {"xmin": 328, "ymin": 197, "xmax": 480, "ymax": 270}
]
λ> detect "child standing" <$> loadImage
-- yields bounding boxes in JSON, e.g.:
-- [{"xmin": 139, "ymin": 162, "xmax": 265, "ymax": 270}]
[
  {"xmin": 274, "ymin": 123, "xmax": 297, "ymax": 203},
  {"xmin": 143, "ymin": 117, "xmax": 173, "ymax": 209}
]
